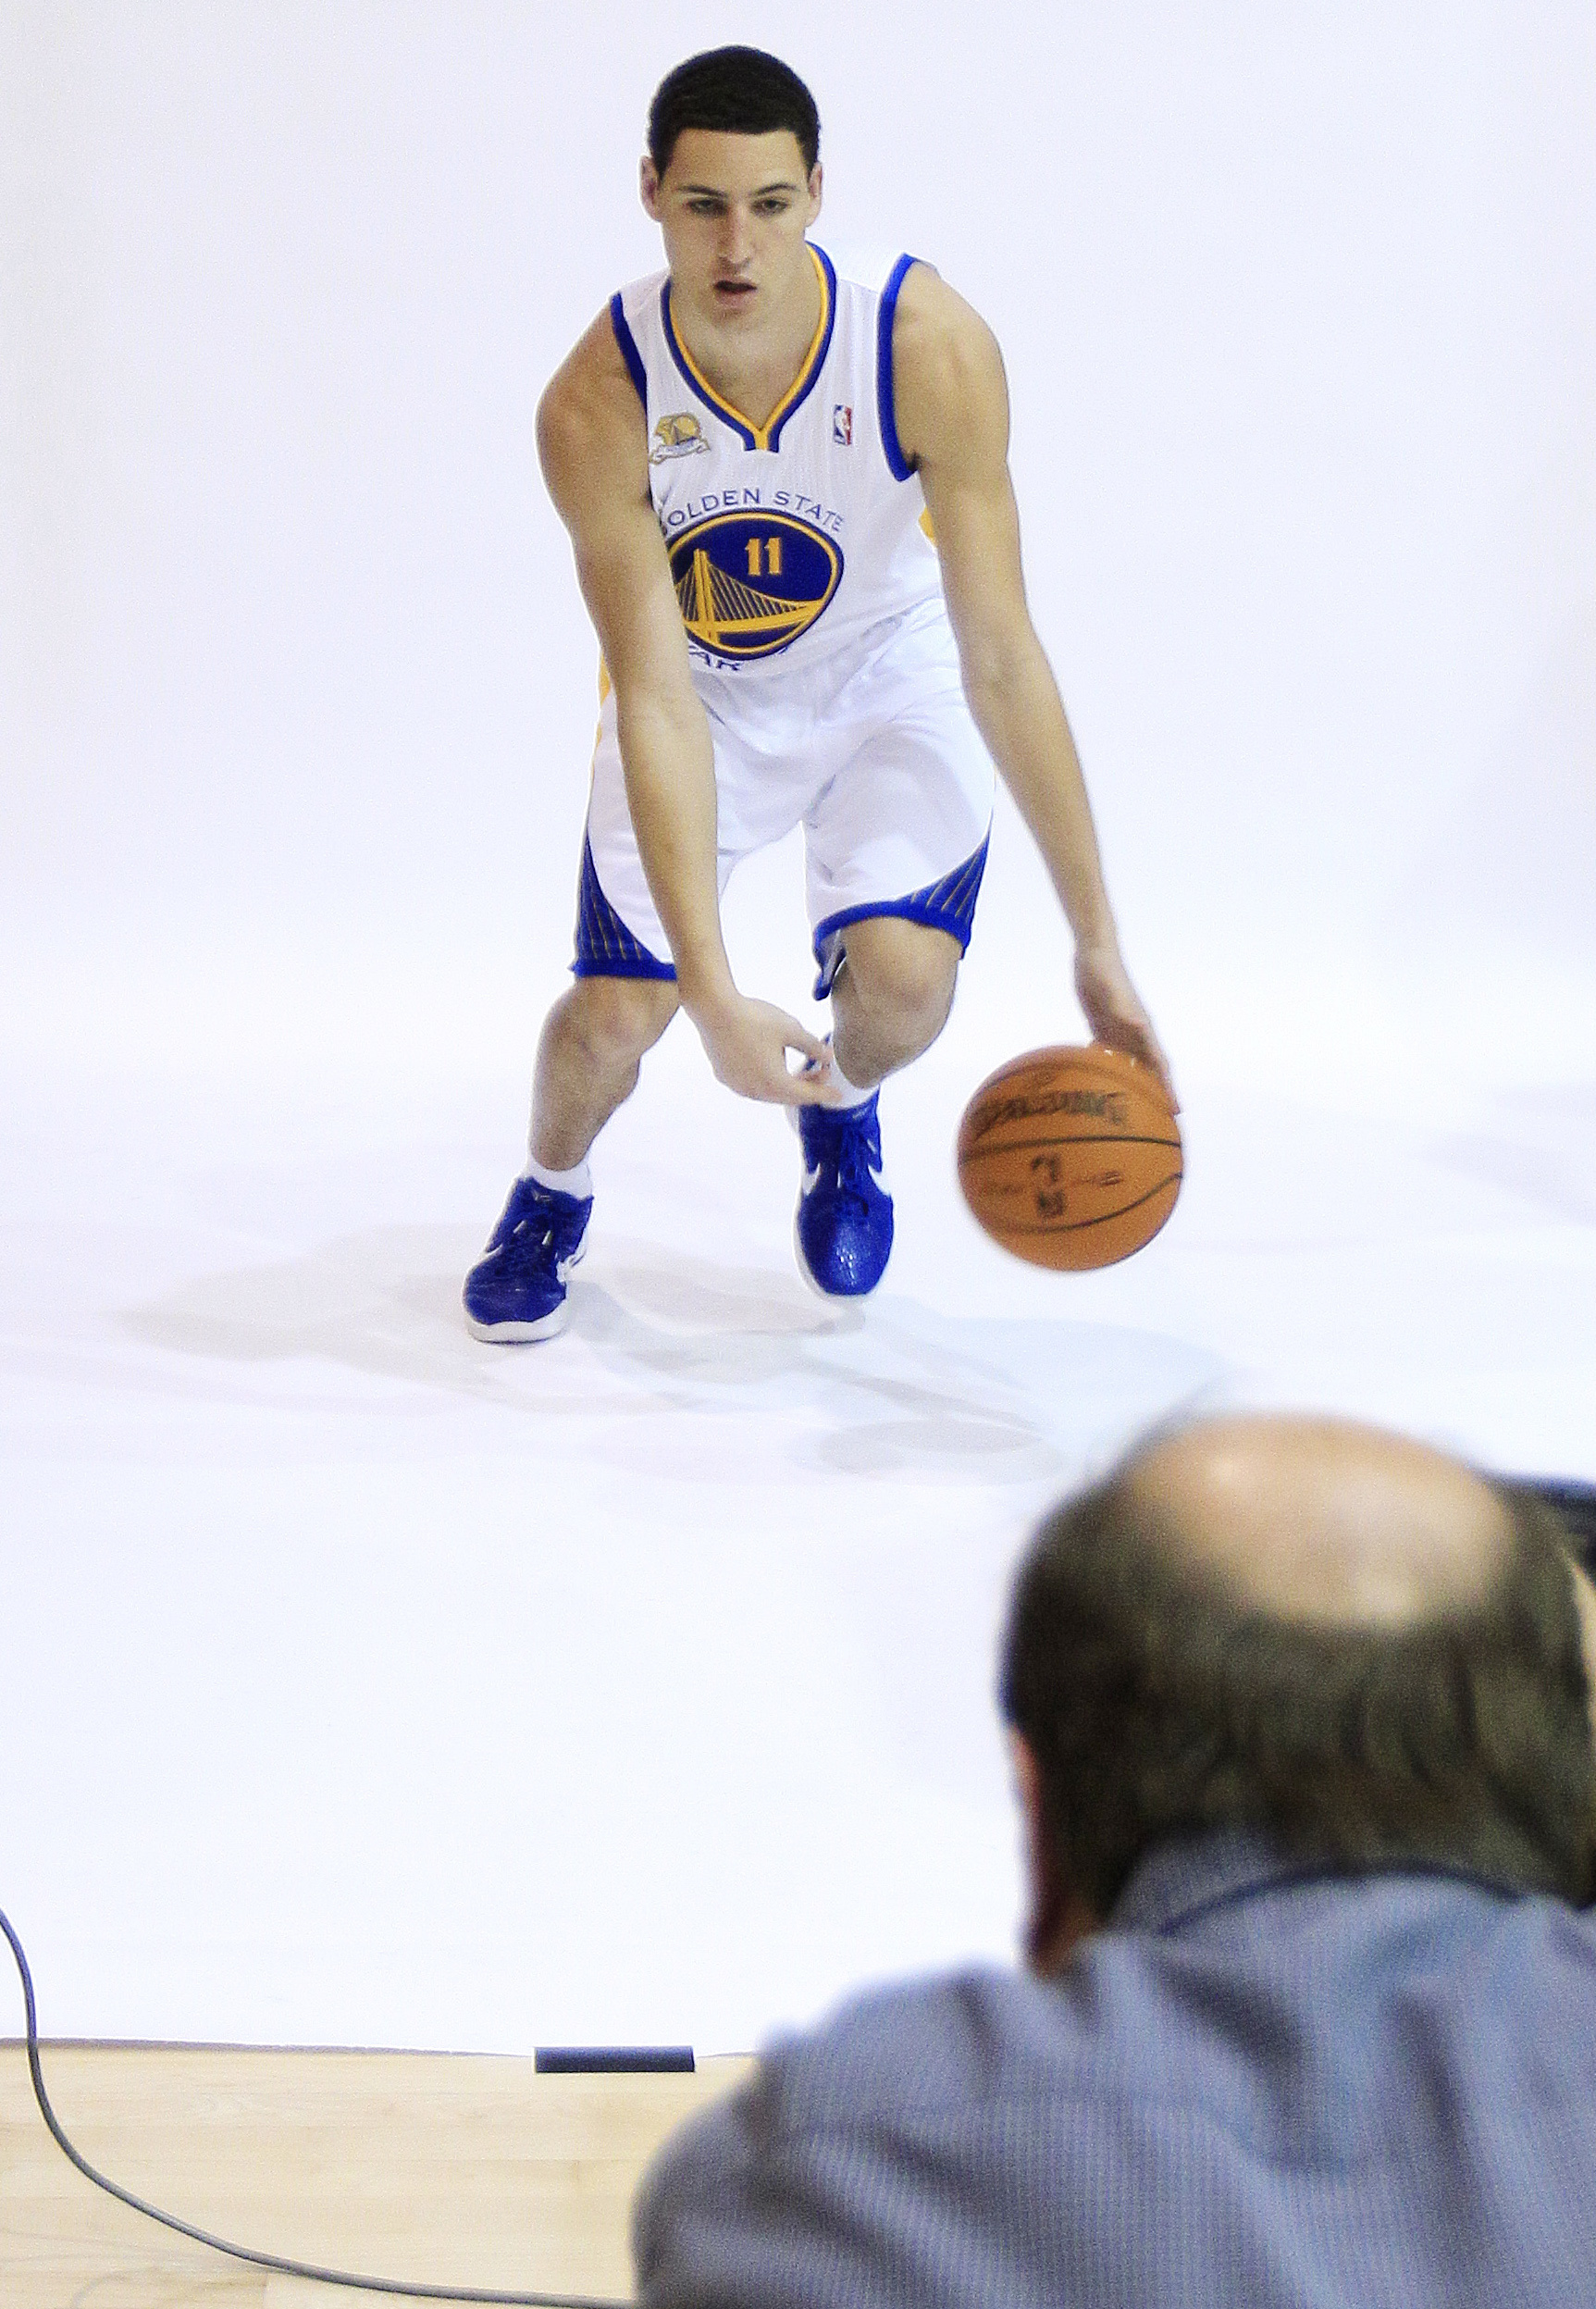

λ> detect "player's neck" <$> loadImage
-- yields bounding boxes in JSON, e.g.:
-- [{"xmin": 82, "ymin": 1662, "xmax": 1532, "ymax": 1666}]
[{"xmin": 669, "ymin": 247, "xmax": 823, "ymax": 436}]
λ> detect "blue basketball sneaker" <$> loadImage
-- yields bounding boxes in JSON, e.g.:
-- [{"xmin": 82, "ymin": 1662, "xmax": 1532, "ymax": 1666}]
[
  {"xmin": 792, "ymin": 1090, "xmax": 895, "ymax": 1298},
  {"xmin": 462, "ymin": 1174, "xmax": 593, "ymax": 1342}
]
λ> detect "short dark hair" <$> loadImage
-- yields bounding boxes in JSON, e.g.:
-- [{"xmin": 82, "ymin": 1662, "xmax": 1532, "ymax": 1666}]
[
  {"xmin": 648, "ymin": 48, "xmax": 820, "ymax": 179},
  {"xmin": 999, "ymin": 1472, "xmax": 1596, "ymax": 1917},
  {"xmin": 1516, "ymin": 1477, "xmax": 1596, "ymax": 1579}
]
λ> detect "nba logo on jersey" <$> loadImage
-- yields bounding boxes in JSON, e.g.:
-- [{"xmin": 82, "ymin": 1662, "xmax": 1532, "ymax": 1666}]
[{"xmin": 833, "ymin": 403, "xmax": 853, "ymax": 446}]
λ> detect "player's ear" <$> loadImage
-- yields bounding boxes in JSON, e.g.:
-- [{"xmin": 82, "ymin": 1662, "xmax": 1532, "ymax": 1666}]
[
  {"xmin": 808, "ymin": 161, "xmax": 823, "ymax": 222},
  {"xmin": 640, "ymin": 155, "xmax": 662, "ymax": 218}
]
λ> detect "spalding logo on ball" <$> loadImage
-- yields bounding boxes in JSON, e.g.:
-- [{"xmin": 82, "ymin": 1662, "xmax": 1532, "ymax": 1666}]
[{"xmin": 957, "ymin": 1045, "xmax": 1182, "ymax": 1270}]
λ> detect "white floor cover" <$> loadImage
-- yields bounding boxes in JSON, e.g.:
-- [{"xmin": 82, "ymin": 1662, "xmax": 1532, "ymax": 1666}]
[
  {"xmin": 6, "ymin": 906, "xmax": 1593, "ymax": 2057},
  {"xmin": 4, "ymin": 0, "xmax": 1593, "ymax": 2065}
]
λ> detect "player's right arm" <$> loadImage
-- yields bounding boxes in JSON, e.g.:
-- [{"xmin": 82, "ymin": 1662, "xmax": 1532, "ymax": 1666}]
[{"xmin": 537, "ymin": 313, "xmax": 835, "ymax": 1106}]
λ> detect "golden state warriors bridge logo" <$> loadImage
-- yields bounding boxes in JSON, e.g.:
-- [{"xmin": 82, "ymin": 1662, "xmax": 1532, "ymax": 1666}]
[{"xmin": 667, "ymin": 509, "xmax": 843, "ymax": 662}]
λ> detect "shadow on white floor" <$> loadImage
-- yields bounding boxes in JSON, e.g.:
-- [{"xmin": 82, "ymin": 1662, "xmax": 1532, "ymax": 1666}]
[{"xmin": 117, "ymin": 1225, "xmax": 1229, "ymax": 1485}]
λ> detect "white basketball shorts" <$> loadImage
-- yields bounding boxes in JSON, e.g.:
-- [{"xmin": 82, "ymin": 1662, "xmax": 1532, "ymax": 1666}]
[{"xmin": 574, "ymin": 599, "xmax": 995, "ymax": 998}]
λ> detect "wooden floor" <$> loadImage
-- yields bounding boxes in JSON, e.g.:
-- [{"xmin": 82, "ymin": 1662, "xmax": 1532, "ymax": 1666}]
[{"xmin": 0, "ymin": 2039, "xmax": 752, "ymax": 2307}]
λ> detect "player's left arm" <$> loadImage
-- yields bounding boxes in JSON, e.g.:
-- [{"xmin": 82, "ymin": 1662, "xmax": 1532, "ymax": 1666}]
[{"xmin": 893, "ymin": 266, "xmax": 1175, "ymax": 1104}]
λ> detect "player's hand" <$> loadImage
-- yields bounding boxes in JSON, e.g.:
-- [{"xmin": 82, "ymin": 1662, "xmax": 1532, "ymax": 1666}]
[
  {"xmin": 688, "ymin": 991, "xmax": 845, "ymax": 1108},
  {"xmin": 1074, "ymin": 943, "xmax": 1179, "ymax": 1111}
]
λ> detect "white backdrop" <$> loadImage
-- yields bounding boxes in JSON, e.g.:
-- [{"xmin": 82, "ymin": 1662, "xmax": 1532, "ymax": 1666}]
[
  {"xmin": 3, "ymin": 3, "xmax": 1594, "ymax": 2056},
  {"xmin": 6, "ymin": 0, "xmax": 1593, "ymax": 1079}
]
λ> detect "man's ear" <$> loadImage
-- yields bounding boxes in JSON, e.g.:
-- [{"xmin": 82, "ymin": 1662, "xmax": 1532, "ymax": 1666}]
[{"xmin": 640, "ymin": 155, "xmax": 662, "ymax": 220}]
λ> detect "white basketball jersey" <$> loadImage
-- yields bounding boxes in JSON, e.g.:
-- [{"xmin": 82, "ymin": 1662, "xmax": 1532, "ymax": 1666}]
[{"xmin": 610, "ymin": 243, "xmax": 946, "ymax": 692}]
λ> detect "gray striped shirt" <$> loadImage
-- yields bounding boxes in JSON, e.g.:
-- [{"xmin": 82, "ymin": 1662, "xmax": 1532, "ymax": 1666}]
[{"xmin": 634, "ymin": 1830, "xmax": 1596, "ymax": 2305}]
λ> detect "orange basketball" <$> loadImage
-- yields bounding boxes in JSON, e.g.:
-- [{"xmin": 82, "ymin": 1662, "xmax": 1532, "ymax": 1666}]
[{"xmin": 956, "ymin": 1045, "xmax": 1182, "ymax": 1270}]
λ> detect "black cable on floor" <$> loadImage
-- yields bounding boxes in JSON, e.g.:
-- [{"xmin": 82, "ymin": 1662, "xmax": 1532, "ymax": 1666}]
[{"xmin": 1, "ymin": 1905, "xmax": 628, "ymax": 2309}]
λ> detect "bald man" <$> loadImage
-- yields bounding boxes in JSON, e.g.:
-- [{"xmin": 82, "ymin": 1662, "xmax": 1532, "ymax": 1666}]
[{"xmin": 635, "ymin": 1417, "xmax": 1596, "ymax": 2308}]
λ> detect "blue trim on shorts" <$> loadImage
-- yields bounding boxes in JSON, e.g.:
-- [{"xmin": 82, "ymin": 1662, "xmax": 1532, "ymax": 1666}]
[
  {"xmin": 572, "ymin": 835, "xmax": 676, "ymax": 981},
  {"xmin": 609, "ymin": 293, "xmax": 649, "ymax": 409},
  {"xmin": 877, "ymin": 255, "xmax": 919, "ymax": 483},
  {"xmin": 810, "ymin": 833, "xmax": 990, "ymax": 999}
]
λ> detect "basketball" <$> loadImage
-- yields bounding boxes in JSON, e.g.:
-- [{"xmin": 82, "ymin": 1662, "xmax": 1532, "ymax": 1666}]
[{"xmin": 956, "ymin": 1045, "xmax": 1182, "ymax": 1270}]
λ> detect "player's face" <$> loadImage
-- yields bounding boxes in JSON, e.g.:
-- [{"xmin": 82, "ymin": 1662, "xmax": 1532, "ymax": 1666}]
[{"xmin": 641, "ymin": 129, "xmax": 823, "ymax": 328}]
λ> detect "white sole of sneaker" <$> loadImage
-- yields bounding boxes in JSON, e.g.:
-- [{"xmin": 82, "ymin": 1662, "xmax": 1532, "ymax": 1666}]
[{"xmin": 463, "ymin": 1299, "xmax": 571, "ymax": 1344}]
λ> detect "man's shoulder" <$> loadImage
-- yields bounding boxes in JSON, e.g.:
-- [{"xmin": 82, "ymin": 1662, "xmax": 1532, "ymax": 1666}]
[
  {"xmin": 756, "ymin": 1967, "xmax": 1078, "ymax": 2136},
  {"xmin": 537, "ymin": 302, "xmax": 651, "ymax": 491},
  {"xmin": 611, "ymin": 261, "xmax": 669, "ymax": 318},
  {"xmin": 814, "ymin": 241, "xmax": 922, "ymax": 300},
  {"xmin": 889, "ymin": 261, "xmax": 999, "ymax": 368}
]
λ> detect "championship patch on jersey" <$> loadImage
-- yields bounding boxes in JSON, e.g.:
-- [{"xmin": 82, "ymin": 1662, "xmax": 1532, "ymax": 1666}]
[
  {"xmin": 650, "ymin": 412, "xmax": 711, "ymax": 464},
  {"xmin": 667, "ymin": 509, "xmax": 844, "ymax": 662}
]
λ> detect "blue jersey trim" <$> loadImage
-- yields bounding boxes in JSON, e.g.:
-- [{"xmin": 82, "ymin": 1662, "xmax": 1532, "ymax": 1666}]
[
  {"xmin": 661, "ymin": 282, "xmax": 760, "ymax": 450},
  {"xmin": 876, "ymin": 254, "xmax": 919, "ymax": 483},
  {"xmin": 573, "ymin": 835, "xmax": 676, "ymax": 981},
  {"xmin": 609, "ymin": 293, "xmax": 649, "ymax": 409},
  {"xmin": 811, "ymin": 833, "xmax": 989, "ymax": 998},
  {"xmin": 766, "ymin": 244, "xmax": 838, "ymax": 452}
]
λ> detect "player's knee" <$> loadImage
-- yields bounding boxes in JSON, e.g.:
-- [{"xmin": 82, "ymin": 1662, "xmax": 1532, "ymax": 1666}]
[
  {"xmin": 563, "ymin": 974, "xmax": 678, "ymax": 1067},
  {"xmin": 844, "ymin": 921, "xmax": 959, "ymax": 1041}
]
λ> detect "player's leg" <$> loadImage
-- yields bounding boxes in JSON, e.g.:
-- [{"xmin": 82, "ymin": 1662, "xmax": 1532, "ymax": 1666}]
[
  {"xmin": 789, "ymin": 897, "xmax": 981, "ymax": 1302},
  {"xmin": 528, "ymin": 974, "xmax": 679, "ymax": 1172},
  {"xmin": 464, "ymin": 971, "xmax": 677, "ymax": 1346},
  {"xmin": 464, "ymin": 701, "xmax": 686, "ymax": 1341},
  {"xmin": 826, "ymin": 913, "xmax": 961, "ymax": 1092},
  {"xmin": 794, "ymin": 621, "xmax": 995, "ymax": 1299}
]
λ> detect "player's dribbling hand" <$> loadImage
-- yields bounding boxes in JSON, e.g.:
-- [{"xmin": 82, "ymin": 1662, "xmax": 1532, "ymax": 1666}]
[
  {"xmin": 690, "ymin": 992, "xmax": 845, "ymax": 1107},
  {"xmin": 1074, "ymin": 944, "xmax": 1180, "ymax": 1112}
]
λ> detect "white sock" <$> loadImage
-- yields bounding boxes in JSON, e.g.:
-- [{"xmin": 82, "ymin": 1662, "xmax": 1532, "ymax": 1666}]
[
  {"xmin": 520, "ymin": 1152, "xmax": 593, "ymax": 1198},
  {"xmin": 825, "ymin": 1046, "xmax": 875, "ymax": 1109}
]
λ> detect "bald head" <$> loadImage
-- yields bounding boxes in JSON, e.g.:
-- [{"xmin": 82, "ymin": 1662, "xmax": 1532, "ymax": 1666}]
[
  {"xmin": 1124, "ymin": 1416, "xmax": 1516, "ymax": 1632},
  {"xmin": 1000, "ymin": 1413, "xmax": 1596, "ymax": 1918}
]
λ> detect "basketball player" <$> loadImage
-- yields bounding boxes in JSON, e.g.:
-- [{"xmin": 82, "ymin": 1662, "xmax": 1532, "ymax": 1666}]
[{"xmin": 464, "ymin": 46, "xmax": 1172, "ymax": 1340}]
